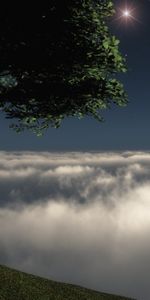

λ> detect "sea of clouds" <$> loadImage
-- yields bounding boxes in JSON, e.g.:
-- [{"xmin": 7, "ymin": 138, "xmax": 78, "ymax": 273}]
[{"xmin": 0, "ymin": 151, "xmax": 150, "ymax": 299}]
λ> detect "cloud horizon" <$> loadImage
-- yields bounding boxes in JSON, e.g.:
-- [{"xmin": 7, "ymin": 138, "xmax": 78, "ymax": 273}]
[{"xmin": 0, "ymin": 151, "xmax": 150, "ymax": 299}]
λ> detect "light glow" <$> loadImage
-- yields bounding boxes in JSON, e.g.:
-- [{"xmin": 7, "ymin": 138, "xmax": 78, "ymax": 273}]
[
  {"xmin": 123, "ymin": 10, "xmax": 131, "ymax": 17},
  {"xmin": 113, "ymin": 4, "xmax": 140, "ymax": 26}
]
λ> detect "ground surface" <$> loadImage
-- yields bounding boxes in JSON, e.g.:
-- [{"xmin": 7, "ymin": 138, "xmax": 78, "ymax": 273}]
[{"xmin": 0, "ymin": 264, "xmax": 136, "ymax": 300}]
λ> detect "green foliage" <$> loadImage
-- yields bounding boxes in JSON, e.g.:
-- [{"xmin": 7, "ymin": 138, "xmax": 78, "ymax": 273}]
[
  {"xmin": 0, "ymin": 1, "xmax": 128, "ymax": 135},
  {"xmin": 0, "ymin": 264, "xmax": 135, "ymax": 300}
]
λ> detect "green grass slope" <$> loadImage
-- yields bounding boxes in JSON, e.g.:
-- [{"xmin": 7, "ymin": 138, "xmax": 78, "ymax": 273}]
[{"xmin": 0, "ymin": 264, "xmax": 136, "ymax": 300}]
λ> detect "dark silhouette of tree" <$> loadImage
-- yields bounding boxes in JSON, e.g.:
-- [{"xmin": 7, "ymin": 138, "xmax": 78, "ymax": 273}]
[{"xmin": 0, "ymin": 1, "xmax": 127, "ymax": 135}]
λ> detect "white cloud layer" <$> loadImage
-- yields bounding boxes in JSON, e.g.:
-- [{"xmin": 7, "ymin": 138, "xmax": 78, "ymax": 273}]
[{"xmin": 0, "ymin": 151, "xmax": 150, "ymax": 299}]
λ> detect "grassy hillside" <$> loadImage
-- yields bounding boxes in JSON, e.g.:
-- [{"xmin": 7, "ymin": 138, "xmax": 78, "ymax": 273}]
[{"xmin": 0, "ymin": 264, "xmax": 135, "ymax": 300}]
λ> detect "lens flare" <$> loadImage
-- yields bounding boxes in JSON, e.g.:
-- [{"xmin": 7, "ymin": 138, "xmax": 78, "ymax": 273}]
[
  {"xmin": 112, "ymin": 4, "xmax": 141, "ymax": 26},
  {"xmin": 123, "ymin": 10, "xmax": 131, "ymax": 17}
]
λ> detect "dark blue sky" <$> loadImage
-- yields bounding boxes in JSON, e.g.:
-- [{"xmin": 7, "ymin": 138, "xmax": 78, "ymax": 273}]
[{"xmin": 0, "ymin": 0, "xmax": 150, "ymax": 151}]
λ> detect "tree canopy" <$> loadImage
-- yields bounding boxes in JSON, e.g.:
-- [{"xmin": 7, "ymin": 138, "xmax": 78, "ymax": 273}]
[{"xmin": 0, "ymin": 0, "xmax": 128, "ymax": 135}]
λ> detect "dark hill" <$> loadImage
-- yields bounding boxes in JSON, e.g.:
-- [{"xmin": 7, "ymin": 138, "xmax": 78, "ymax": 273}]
[{"xmin": 0, "ymin": 264, "xmax": 136, "ymax": 300}]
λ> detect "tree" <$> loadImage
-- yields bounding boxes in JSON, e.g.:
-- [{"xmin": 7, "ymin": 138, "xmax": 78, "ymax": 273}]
[{"xmin": 0, "ymin": 0, "xmax": 127, "ymax": 135}]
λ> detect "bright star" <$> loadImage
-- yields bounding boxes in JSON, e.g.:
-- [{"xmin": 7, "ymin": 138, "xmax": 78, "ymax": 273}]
[
  {"xmin": 123, "ymin": 10, "xmax": 131, "ymax": 17},
  {"xmin": 113, "ymin": 4, "xmax": 141, "ymax": 26}
]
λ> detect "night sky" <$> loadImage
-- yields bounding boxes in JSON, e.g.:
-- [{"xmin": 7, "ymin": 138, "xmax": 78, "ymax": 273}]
[
  {"xmin": 0, "ymin": 0, "xmax": 150, "ymax": 151},
  {"xmin": 1, "ymin": 2, "xmax": 150, "ymax": 300}
]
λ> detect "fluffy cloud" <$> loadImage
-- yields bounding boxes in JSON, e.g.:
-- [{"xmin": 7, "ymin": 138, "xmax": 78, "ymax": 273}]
[{"xmin": 0, "ymin": 151, "xmax": 150, "ymax": 299}]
